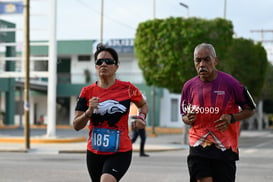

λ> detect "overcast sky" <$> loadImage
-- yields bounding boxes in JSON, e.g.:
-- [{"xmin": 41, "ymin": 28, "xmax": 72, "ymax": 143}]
[{"xmin": 1, "ymin": 0, "xmax": 273, "ymax": 43}]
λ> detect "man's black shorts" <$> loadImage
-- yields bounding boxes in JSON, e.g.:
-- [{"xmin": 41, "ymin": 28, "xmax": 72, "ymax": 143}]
[{"xmin": 187, "ymin": 155, "xmax": 236, "ymax": 182}]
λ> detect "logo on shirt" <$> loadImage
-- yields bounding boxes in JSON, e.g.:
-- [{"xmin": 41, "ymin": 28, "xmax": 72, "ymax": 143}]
[
  {"xmin": 94, "ymin": 100, "xmax": 127, "ymax": 115},
  {"xmin": 214, "ymin": 90, "xmax": 225, "ymax": 95},
  {"xmin": 92, "ymin": 99, "xmax": 130, "ymax": 127},
  {"xmin": 181, "ymin": 101, "xmax": 197, "ymax": 114}
]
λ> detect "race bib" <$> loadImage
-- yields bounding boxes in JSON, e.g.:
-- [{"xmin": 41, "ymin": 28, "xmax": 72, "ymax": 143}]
[{"xmin": 91, "ymin": 128, "xmax": 120, "ymax": 152}]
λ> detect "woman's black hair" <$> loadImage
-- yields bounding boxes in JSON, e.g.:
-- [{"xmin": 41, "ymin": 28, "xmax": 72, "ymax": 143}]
[{"xmin": 94, "ymin": 43, "xmax": 119, "ymax": 64}]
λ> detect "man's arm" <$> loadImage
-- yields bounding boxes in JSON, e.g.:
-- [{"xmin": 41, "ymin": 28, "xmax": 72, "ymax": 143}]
[{"xmin": 215, "ymin": 109, "xmax": 255, "ymax": 132}]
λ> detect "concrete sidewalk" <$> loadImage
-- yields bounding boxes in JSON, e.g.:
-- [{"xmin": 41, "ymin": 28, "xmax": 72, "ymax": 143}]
[
  {"xmin": 0, "ymin": 126, "xmax": 187, "ymax": 153},
  {"xmin": 2, "ymin": 126, "xmax": 271, "ymax": 154}
]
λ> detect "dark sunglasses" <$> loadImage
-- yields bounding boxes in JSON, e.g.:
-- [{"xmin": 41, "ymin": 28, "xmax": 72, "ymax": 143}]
[{"xmin": 95, "ymin": 58, "xmax": 116, "ymax": 66}]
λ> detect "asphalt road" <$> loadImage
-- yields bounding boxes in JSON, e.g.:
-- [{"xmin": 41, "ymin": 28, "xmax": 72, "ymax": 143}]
[{"xmin": 1, "ymin": 130, "xmax": 273, "ymax": 182}]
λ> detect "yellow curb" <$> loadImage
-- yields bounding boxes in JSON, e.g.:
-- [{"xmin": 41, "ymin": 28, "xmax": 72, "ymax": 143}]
[
  {"xmin": 0, "ymin": 137, "xmax": 86, "ymax": 144},
  {"xmin": 0, "ymin": 125, "xmax": 76, "ymax": 129},
  {"xmin": 0, "ymin": 125, "xmax": 19, "ymax": 129},
  {"xmin": 59, "ymin": 147, "xmax": 184, "ymax": 154},
  {"xmin": 1, "ymin": 125, "xmax": 184, "ymax": 134},
  {"xmin": 148, "ymin": 133, "xmax": 158, "ymax": 137},
  {"xmin": 146, "ymin": 127, "xmax": 183, "ymax": 135}
]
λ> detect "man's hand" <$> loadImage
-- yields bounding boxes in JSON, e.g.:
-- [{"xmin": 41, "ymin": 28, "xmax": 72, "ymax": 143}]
[
  {"xmin": 214, "ymin": 114, "xmax": 232, "ymax": 132},
  {"xmin": 183, "ymin": 112, "xmax": 196, "ymax": 125}
]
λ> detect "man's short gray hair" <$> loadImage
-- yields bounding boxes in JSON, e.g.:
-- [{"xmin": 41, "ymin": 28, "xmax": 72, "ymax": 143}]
[{"xmin": 194, "ymin": 43, "xmax": 217, "ymax": 58}]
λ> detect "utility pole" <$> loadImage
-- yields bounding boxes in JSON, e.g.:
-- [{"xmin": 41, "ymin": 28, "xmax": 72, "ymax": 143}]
[
  {"xmin": 47, "ymin": 0, "xmax": 57, "ymax": 138},
  {"xmin": 23, "ymin": 0, "xmax": 30, "ymax": 150},
  {"xmin": 250, "ymin": 29, "xmax": 273, "ymax": 131},
  {"xmin": 250, "ymin": 29, "xmax": 273, "ymax": 43},
  {"xmin": 151, "ymin": 0, "xmax": 157, "ymax": 136},
  {"xmin": 179, "ymin": 2, "xmax": 190, "ymax": 144}
]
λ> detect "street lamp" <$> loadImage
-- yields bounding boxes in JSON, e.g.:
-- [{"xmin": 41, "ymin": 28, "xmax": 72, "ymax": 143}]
[
  {"xmin": 179, "ymin": 2, "xmax": 189, "ymax": 18},
  {"xmin": 150, "ymin": 0, "xmax": 157, "ymax": 136},
  {"xmin": 100, "ymin": 0, "xmax": 104, "ymax": 43},
  {"xmin": 223, "ymin": 0, "xmax": 227, "ymax": 19},
  {"xmin": 153, "ymin": 0, "xmax": 156, "ymax": 19},
  {"xmin": 180, "ymin": 2, "xmax": 190, "ymax": 144}
]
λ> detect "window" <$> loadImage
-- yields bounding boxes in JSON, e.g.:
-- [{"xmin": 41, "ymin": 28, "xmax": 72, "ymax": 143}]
[
  {"xmin": 34, "ymin": 60, "xmax": 48, "ymax": 71},
  {"xmin": 78, "ymin": 55, "xmax": 91, "ymax": 61},
  {"xmin": 15, "ymin": 101, "xmax": 24, "ymax": 115},
  {"xmin": 171, "ymin": 98, "xmax": 178, "ymax": 122}
]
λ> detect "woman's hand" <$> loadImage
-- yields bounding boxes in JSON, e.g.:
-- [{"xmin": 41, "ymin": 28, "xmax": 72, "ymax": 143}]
[
  {"xmin": 132, "ymin": 118, "xmax": 146, "ymax": 129},
  {"xmin": 86, "ymin": 97, "xmax": 100, "ymax": 116}
]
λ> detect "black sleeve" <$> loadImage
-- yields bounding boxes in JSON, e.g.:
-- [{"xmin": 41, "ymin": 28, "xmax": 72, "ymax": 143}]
[
  {"xmin": 243, "ymin": 86, "xmax": 256, "ymax": 109},
  {"xmin": 75, "ymin": 97, "xmax": 88, "ymax": 112}
]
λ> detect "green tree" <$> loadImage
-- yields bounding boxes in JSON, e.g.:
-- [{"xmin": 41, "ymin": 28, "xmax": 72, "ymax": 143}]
[
  {"xmin": 135, "ymin": 17, "xmax": 268, "ymax": 98},
  {"xmin": 134, "ymin": 17, "xmax": 233, "ymax": 93},
  {"xmin": 261, "ymin": 62, "xmax": 273, "ymax": 113},
  {"xmin": 261, "ymin": 62, "xmax": 273, "ymax": 99},
  {"xmin": 224, "ymin": 38, "xmax": 268, "ymax": 98}
]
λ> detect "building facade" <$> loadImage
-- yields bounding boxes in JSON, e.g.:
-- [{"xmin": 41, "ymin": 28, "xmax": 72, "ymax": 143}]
[{"xmin": 0, "ymin": 36, "xmax": 183, "ymax": 128}]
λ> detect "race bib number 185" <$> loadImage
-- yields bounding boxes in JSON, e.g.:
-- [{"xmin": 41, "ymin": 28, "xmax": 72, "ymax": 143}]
[{"xmin": 91, "ymin": 128, "xmax": 120, "ymax": 152}]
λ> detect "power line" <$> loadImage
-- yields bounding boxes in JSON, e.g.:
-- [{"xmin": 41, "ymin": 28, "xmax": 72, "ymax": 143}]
[
  {"xmin": 251, "ymin": 29, "xmax": 273, "ymax": 33},
  {"xmin": 76, "ymin": 0, "xmax": 135, "ymax": 31},
  {"xmin": 250, "ymin": 29, "xmax": 273, "ymax": 43}
]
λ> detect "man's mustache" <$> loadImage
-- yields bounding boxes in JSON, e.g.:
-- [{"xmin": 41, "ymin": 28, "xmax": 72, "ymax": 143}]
[{"xmin": 199, "ymin": 67, "xmax": 208, "ymax": 72}]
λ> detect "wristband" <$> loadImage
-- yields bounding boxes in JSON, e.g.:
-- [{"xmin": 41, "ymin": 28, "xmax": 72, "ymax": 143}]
[
  {"xmin": 136, "ymin": 115, "xmax": 145, "ymax": 121},
  {"xmin": 229, "ymin": 114, "xmax": 236, "ymax": 123},
  {"xmin": 138, "ymin": 112, "xmax": 146, "ymax": 120}
]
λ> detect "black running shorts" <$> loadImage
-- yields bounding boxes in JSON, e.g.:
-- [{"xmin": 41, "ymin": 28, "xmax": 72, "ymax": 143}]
[
  {"xmin": 187, "ymin": 155, "xmax": 236, "ymax": 182},
  {"xmin": 86, "ymin": 150, "xmax": 132, "ymax": 182}
]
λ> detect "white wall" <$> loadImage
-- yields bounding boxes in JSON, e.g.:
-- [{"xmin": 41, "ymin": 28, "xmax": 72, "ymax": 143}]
[
  {"xmin": 117, "ymin": 57, "xmax": 144, "ymax": 83},
  {"xmin": 71, "ymin": 54, "xmax": 92, "ymax": 84},
  {"xmin": 69, "ymin": 96, "xmax": 77, "ymax": 125},
  {"xmin": 32, "ymin": 95, "xmax": 47, "ymax": 124},
  {"xmin": 14, "ymin": 94, "xmax": 47, "ymax": 125},
  {"xmin": 160, "ymin": 89, "xmax": 183, "ymax": 128}
]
